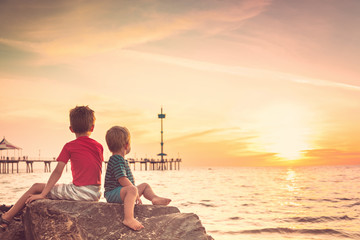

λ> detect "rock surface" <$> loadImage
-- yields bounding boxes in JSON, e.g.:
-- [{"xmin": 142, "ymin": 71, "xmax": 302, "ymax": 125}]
[
  {"xmin": 23, "ymin": 199, "xmax": 213, "ymax": 240},
  {"xmin": 0, "ymin": 207, "xmax": 25, "ymax": 240},
  {"xmin": 0, "ymin": 217, "xmax": 25, "ymax": 240}
]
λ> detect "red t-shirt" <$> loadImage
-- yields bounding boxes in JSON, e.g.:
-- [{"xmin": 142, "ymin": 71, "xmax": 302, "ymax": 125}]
[{"xmin": 57, "ymin": 136, "xmax": 104, "ymax": 186}]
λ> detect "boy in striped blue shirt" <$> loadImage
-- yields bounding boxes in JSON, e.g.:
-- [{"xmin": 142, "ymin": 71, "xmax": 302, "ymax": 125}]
[{"xmin": 104, "ymin": 126, "xmax": 171, "ymax": 231}]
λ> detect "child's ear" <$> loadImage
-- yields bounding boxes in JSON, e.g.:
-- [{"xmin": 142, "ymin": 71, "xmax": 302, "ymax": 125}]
[
  {"xmin": 126, "ymin": 143, "xmax": 131, "ymax": 154},
  {"xmin": 90, "ymin": 125, "xmax": 95, "ymax": 132},
  {"xmin": 69, "ymin": 126, "xmax": 74, "ymax": 133}
]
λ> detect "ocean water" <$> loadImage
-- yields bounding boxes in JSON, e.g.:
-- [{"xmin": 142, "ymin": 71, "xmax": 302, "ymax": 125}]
[{"xmin": 1, "ymin": 164, "xmax": 360, "ymax": 240}]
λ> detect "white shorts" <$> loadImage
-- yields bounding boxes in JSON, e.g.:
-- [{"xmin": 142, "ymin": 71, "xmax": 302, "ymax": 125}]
[{"xmin": 47, "ymin": 183, "xmax": 101, "ymax": 201}]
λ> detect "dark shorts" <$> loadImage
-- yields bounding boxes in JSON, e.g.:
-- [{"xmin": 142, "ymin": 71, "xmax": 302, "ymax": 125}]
[{"xmin": 104, "ymin": 186, "xmax": 123, "ymax": 203}]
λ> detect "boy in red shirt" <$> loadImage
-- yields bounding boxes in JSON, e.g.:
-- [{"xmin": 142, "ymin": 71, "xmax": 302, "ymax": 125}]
[{"xmin": 0, "ymin": 106, "xmax": 103, "ymax": 231}]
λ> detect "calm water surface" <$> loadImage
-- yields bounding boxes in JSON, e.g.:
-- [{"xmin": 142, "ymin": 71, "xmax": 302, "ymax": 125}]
[{"xmin": 1, "ymin": 164, "xmax": 360, "ymax": 240}]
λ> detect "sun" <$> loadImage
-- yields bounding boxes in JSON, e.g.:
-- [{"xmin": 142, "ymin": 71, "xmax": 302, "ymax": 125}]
[
  {"xmin": 254, "ymin": 104, "xmax": 313, "ymax": 161},
  {"xmin": 264, "ymin": 126, "xmax": 310, "ymax": 160}
]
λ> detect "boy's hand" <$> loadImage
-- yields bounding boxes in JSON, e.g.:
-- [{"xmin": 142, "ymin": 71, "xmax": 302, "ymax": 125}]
[
  {"xmin": 136, "ymin": 195, "xmax": 142, "ymax": 205},
  {"xmin": 25, "ymin": 194, "xmax": 46, "ymax": 204}
]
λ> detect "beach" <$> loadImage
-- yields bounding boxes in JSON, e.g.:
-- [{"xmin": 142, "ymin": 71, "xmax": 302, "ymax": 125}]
[{"xmin": 1, "ymin": 164, "xmax": 360, "ymax": 239}]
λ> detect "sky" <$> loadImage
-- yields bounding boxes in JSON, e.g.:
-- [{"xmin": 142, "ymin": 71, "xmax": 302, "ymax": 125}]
[{"xmin": 0, "ymin": 0, "xmax": 360, "ymax": 167}]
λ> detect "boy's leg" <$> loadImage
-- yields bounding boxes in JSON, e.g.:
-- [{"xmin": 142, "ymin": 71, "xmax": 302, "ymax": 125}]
[
  {"xmin": 1, "ymin": 183, "xmax": 45, "ymax": 226},
  {"xmin": 137, "ymin": 183, "xmax": 171, "ymax": 205},
  {"xmin": 120, "ymin": 185, "xmax": 144, "ymax": 231}
]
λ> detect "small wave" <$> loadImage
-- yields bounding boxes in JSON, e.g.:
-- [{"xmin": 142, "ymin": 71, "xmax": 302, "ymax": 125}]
[
  {"xmin": 199, "ymin": 202, "xmax": 216, "ymax": 207},
  {"xmin": 239, "ymin": 227, "xmax": 354, "ymax": 238},
  {"xmin": 180, "ymin": 201, "xmax": 217, "ymax": 208},
  {"xmin": 241, "ymin": 203, "xmax": 255, "ymax": 207},
  {"xmin": 346, "ymin": 201, "xmax": 360, "ymax": 207},
  {"xmin": 228, "ymin": 216, "xmax": 242, "ymax": 220},
  {"xmin": 319, "ymin": 198, "xmax": 338, "ymax": 203},
  {"xmin": 180, "ymin": 201, "xmax": 197, "ymax": 207},
  {"xmin": 210, "ymin": 228, "xmax": 360, "ymax": 238},
  {"xmin": 337, "ymin": 197, "xmax": 359, "ymax": 201},
  {"xmin": 285, "ymin": 215, "xmax": 355, "ymax": 223},
  {"xmin": 314, "ymin": 197, "xmax": 360, "ymax": 202},
  {"xmin": 307, "ymin": 198, "xmax": 355, "ymax": 203}
]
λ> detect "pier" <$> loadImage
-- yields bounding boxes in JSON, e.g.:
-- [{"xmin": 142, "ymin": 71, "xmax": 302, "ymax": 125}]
[
  {"xmin": 23, "ymin": 160, "xmax": 53, "ymax": 173},
  {"xmin": 0, "ymin": 158, "xmax": 182, "ymax": 174},
  {"xmin": 111, "ymin": 158, "xmax": 182, "ymax": 171},
  {"xmin": 0, "ymin": 159, "xmax": 20, "ymax": 174},
  {"xmin": 103, "ymin": 158, "xmax": 182, "ymax": 171},
  {"xmin": 1, "ymin": 108, "xmax": 182, "ymax": 174},
  {"xmin": 0, "ymin": 159, "xmax": 55, "ymax": 174}
]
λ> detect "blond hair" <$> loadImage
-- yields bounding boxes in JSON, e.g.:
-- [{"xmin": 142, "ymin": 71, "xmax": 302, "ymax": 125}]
[
  {"xmin": 69, "ymin": 106, "xmax": 95, "ymax": 133},
  {"xmin": 106, "ymin": 126, "xmax": 130, "ymax": 153}
]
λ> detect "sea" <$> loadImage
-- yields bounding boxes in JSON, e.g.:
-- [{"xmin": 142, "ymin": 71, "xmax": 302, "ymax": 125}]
[{"xmin": 1, "ymin": 164, "xmax": 360, "ymax": 240}]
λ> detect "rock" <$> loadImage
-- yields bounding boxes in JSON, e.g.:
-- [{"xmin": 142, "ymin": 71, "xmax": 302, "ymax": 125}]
[
  {"xmin": 0, "ymin": 209, "xmax": 25, "ymax": 240},
  {"xmin": 0, "ymin": 220, "xmax": 25, "ymax": 240},
  {"xmin": 23, "ymin": 199, "xmax": 213, "ymax": 240}
]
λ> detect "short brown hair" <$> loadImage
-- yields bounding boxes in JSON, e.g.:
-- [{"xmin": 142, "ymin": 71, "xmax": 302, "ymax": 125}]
[
  {"xmin": 69, "ymin": 106, "xmax": 95, "ymax": 133},
  {"xmin": 106, "ymin": 126, "xmax": 130, "ymax": 153}
]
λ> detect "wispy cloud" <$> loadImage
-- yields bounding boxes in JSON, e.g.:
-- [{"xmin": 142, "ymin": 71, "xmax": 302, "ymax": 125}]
[
  {"xmin": 304, "ymin": 149, "xmax": 360, "ymax": 157},
  {"xmin": 302, "ymin": 149, "xmax": 360, "ymax": 165},
  {"xmin": 168, "ymin": 127, "xmax": 248, "ymax": 142},
  {"xmin": 126, "ymin": 50, "xmax": 360, "ymax": 92},
  {"xmin": 168, "ymin": 129, "xmax": 225, "ymax": 142},
  {"xmin": 0, "ymin": 0, "xmax": 270, "ymax": 62},
  {"xmin": 290, "ymin": 77, "xmax": 360, "ymax": 91}
]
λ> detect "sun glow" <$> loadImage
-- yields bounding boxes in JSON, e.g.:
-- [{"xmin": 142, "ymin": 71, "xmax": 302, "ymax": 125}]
[{"xmin": 255, "ymin": 104, "xmax": 313, "ymax": 161}]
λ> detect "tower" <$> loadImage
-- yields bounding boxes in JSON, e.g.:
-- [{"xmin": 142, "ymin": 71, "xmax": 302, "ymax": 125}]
[{"xmin": 157, "ymin": 107, "xmax": 167, "ymax": 170}]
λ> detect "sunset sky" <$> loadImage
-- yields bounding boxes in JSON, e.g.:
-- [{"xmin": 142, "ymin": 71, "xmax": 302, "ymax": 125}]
[{"xmin": 1, "ymin": 0, "xmax": 359, "ymax": 167}]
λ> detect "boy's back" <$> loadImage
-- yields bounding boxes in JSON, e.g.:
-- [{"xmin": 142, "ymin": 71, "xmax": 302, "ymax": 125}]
[
  {"xmin": 58, "ymin": 136, "xmax": 103, "ymax": 186},
  {"xmin": 1, "ymin": 105, "xmax": 104, "ymax": 232}
]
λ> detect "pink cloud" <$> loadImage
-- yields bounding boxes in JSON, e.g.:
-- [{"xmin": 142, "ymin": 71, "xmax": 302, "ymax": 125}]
[{"xmin": 0, "ymin": 0, "xmax": 271, "ymax": 63}]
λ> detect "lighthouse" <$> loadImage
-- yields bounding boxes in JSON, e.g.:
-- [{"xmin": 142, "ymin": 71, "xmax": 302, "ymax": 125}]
[{"xmin": 157, "ymin": 107, "xmax": 167, "ymax": 170}]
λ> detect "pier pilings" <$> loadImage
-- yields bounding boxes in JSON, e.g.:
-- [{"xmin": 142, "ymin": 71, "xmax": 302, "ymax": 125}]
[{"xmin": 0, "ymin": 158, "xmax": 182, "ymax": 174}]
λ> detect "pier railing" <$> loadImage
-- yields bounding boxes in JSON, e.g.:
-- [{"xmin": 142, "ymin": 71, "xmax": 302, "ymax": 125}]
[
  {"xmin": 105, "ymin": 158, "xmax": 182, "ymax": 171},
  {"xmin": 0, "ymin": 159, "xmax": 53, "ymax": 174},
  {"xmin": 0, "ymin": 158, "xmax": 182, "ymax": 174}
]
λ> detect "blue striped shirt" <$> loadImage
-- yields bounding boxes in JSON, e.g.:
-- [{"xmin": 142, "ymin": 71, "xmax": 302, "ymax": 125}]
[{"xmin": 104, "ymin": 155, "xmax": 135, "ymax": 193}]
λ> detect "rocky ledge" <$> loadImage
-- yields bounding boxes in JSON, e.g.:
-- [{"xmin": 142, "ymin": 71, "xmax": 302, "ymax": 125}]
[
  {"xmin": 0, "ymin": 205, "xmax": 25, "ymax": 240},
  {"xmin": 1, "ymin": 200, "xmax": 213, "ymax": 240}
]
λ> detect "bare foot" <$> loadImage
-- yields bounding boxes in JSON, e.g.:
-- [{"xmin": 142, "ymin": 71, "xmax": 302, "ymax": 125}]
[
  {"xmin": 152, "ymin": 197, "xmax": 171, "ymax": 205},
  {"xmin": 123, "ymin": 218, "xmax": 144, "ymax": 231}
]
